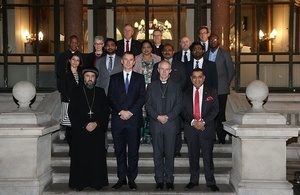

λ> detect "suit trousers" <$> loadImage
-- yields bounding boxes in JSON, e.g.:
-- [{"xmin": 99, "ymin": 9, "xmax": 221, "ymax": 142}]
[
  {"xmin": 112, "ymin": 123, "xmax": 140, "ymax": 182},
  {"xmin": 215, "ymin": 94, "xmax": 228, "ymax": 141},
  {"xmin": 152, "ymin": 128, "xmax": 177, "ymax": 183},
  {"xmin": 186, "ymin": 133, "xmax": 216, "ymax": 186}
]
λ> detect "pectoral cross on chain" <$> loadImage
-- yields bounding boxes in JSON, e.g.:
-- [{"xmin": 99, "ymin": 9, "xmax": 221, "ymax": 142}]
[{"xmin": 88, "ymin": 110, "xmax": 94, "ymax": 118}]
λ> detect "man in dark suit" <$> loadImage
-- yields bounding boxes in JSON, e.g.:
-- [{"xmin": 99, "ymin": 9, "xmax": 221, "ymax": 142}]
[
  {"xmin": 181, "ymin": 68, "xmax": 219, "ymax": 192},
  {"xmin": 151, "ymin": 43, "xmax": 186, "ymax": 157},
  {"xmin": 152, "ymin": 29, "xmax": 164, "ymax": 59},
  {"xmin": 95, "ymin": 38, "xmax": 123, "ymax": 94},
  {"xmin": 204, "ymin": 33, "xmax": 234, "ymax": 144},
  {"xmin": 146, "ymin": 60, "xmax": 182, "ymax": 191},
  {"xmin": 108, "ymin": 51, "xmax": 146, "ymax": 190},
  {"xmin": 116, "ymin": 24, "xmax": 142, "ymax": 57},
  {"xmin": 186, "ymin": 41, "xmax": 218, "ymax": 90},
  {"xmin": 173, "ymin": 36, "xmax": 193, "ymax": 64}
]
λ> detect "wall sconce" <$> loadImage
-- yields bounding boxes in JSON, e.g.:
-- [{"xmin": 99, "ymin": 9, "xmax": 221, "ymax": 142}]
[
  {"xmin": 259, "ymin": 28, "xmax": 277, "ymax": 41},
  {"xmin": 24, "ymin": 29, "xmax": 44, "ymax": 42}
]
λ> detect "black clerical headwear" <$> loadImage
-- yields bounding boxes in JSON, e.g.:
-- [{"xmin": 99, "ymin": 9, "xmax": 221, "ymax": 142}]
[{"xmin": 82, "ymin": 66, "xmax": 99, "ymax": 78}]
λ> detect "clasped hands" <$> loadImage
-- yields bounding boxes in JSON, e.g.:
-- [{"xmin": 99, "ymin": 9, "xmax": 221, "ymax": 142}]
[
  {"xmin": 157, "ymin": 115, "xmax": 169, "ymax": 124},
  {"xmin": 119, "ymin": 110, "xmax": 133, "ymax": 120},
  {"xmin": 86, "ymin": 122, "xmax": 97, "ymax": 132},
  {"xmin": 193, "ymin": 120, "xmax": 205, "ymax": 131}
]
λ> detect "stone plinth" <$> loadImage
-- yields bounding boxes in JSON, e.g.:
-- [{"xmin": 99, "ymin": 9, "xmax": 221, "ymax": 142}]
[
  {"xmin": 224, "ymin": 80, "xmax": 299, "ymax": 195},
  {"xmin": 0, "ymin": 82, "xmax": 60, "ymax": 195}
]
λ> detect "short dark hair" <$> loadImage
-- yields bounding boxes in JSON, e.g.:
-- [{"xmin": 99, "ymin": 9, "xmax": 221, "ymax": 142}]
[
  {"xmin": 190, "ymin": 41, "xmax": 205, "ymax": 51},
  {"xmin": 162, "ymin": 43, "xmax": 174, "ymax": 51},
  {"xmin": 122, "ymin": 51, "xmax": 135, "ymax": 58},
  {"xmin": 141, "ymin": 39, "xmax": 153, "ymax": 47},
  {"xmin": 198, "ymin": 26, "xmax": 209, "ymax": 34},
  {"xmin": 191, "ymin": 68, "xmax": 205, "ymax": 76},
  {"xmin": 105, "ymin": 38, "xmax": 117, "ymax": 46}
]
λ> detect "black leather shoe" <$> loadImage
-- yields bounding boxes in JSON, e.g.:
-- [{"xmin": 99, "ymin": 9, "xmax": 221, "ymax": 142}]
[
  {"xmin": 185, "ymin": 182, "xmax": 198, "ymax": 189},
  {"xmin": 208, "ymin": 184, "xmax": 219, "ymax": 192},
  {"xmin": 112, "ymin": 180, "xmax": 127, "ymax": 189},
  {"xmin": 156, "ymin": 183, "xmax": 164, "ymax": 190},
  {"xmin": 219, "ymin": 139, "xmax": 226, "ymax": 144},
  {"xmin": 166, "ymin": 183, "xmax": 174, "ymax": 190},
  {"xmin": 75, "ymin": 187, "xmax": 84, "ymax": 191},
  {"xmin": 175, "ymin": 151, "xmax": 181, "ymax": 157},
  {"xmin": 95, "ymin": 186, "xmax": 103, "ymax": 191},
  {"xmin": 129, "ymin": 181, "xmax": 137, "ymax": 190}
]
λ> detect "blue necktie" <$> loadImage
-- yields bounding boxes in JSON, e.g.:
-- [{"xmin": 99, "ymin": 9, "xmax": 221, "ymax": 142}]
[{"xmin": 125, "ymin": 73, "xmax": 129, "ymax": 95}]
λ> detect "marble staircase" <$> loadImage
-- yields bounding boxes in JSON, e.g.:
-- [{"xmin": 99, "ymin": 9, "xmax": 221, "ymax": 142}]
[{"xmin": 43, "ymin": 130, "xmax": 236, "ymax": 194}]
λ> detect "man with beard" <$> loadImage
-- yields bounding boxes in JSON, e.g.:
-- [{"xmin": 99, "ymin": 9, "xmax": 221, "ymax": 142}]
[
  {"xmin": 95, "ymin": 38, "xmax": 123, "ymax": 94},
  {"xmin": 68, "ymin": 66, "xmax": 110, "ymax": 191}
]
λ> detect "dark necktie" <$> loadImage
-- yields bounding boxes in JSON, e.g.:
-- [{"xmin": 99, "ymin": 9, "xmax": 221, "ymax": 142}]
[
  {"xmin": 108, "ymin": 57, "xmax": 113, "ymax": 74},
  {"xmin": 203, "ymin": 43, "xmax": 206, "ymax": 51},
  {"xmin": 125, "ymin": 73, "xmax": 129, "ymax": 95},
  {"xmin": 195, "ymin": 60, "xmax": 199, "ymax": 68},
  {"xmin": 184, "ymin": 51, "xmax": 188, "ymax": 63},
  {"xmin": 194, "ymin": 88, "xmax": 201, "ymax": 120},
  {"xmin": 126, "ymin": 40, "xmax": 129, "ymax": 52}
]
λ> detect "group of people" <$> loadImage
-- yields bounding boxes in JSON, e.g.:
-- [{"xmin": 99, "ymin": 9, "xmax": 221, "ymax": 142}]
[{"xmin": 55, "ymin": 23, "xmax": 234, "ymax": 192}]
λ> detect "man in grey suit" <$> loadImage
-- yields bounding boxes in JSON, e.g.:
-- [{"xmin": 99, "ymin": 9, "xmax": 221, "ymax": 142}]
[
  {"xmin": 204, "ymin": 33, "xmax": 234, "ymax": 144},
  {"xmin": 146, "ymin": 60, "xmax": 182, "ymax": 191},
  {"xmin": 95, "ymin": 38, "xmax": 123, "ymax": 94}
]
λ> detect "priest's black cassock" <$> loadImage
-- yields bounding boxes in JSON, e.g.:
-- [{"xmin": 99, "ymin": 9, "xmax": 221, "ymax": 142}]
[{"xmin": 68, "ymin": 84, "xmax": 110, "ymax": 189}]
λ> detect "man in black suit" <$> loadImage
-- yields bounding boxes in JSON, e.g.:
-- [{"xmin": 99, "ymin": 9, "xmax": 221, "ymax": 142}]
[
  {"xmin": 186, "ymin": 42, "xmax": 218, "ymax": 90},
  {"xmin": 152, "ymin": 29, "xmax": 164, "ymax": 59},
  {"xmin": 108, "ymin": 51, "xmax": 146, "ymax": 190},
  {"xmin": 173, "ymin": 36, "xmax": 193, "ymax": 64},
  {"xmin": 151, "ymin": 44, "xmax": 186, "ymax": 157},
  {"xmin": 181, "ymin": 68, "xmax": 219, "ymax": 192},
  {"xmin": 146, "ymin": 60, "xmax": 182, "ymax": 191},
  {"xmin": 116, "ymin": 24, "xmax": 142, "ymax": 57}
]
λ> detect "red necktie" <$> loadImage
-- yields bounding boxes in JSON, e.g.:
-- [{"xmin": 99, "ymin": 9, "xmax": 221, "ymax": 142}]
[
  {"xmin": 194, "ymin": 88, "xmax": 201, "ymax": 120},
  {"xmin": 126, "ymin": 40, "xmax": 129, "ymax": 52}
]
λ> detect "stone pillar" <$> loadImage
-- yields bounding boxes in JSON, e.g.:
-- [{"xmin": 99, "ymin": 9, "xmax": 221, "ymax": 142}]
[
  {"xmin": 211, "ymin": 0, "xmax": 230, "ymax": 50},
  {"xmin": 224, "ymin": 80, "xmax": 299, "ymax": 195},
  {"xmin": 0, "ymin": 81, "xmax": 60, "ymax": 195},
  {"xmin": 64, "ymin": 0, "xmax": 83, "ymax": 51}
]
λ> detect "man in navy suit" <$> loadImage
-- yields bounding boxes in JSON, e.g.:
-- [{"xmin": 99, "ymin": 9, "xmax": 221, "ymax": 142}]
[
  {"xmin": 173, "ymin": 36, "xmax": 193, "ymax": 64},
  {"xmin": 186, "ymin": 42, "xmax": 218, "ymax": 90},
  {"xmin": 108, "ymin": 51, "xmax": 146, "ymax": 190},
  {"xmin": 181, "ymin": 68, "xmax": 219, "ymax": 192},
  {"xmin": 146, "ymin": 60, "xmax": 182, "ymax": 191},
  {"xmin": 116, "ymin": 24, "xmax": 142, "ymax": 57}
]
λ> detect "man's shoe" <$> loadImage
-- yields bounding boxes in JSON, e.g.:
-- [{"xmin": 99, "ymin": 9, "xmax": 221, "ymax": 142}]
[
  {"xmin": 166, "ymin": 183, "xmax": 174, "ymax": 190},
  {"xmin": 175, "ymin": 151, "xmax": 181, "ymax": 157},
  {"xmin": 75, "ymin": 187, "xmax": 84, "ymax": 191},
  {"xmin": 112, "ymin": 180, "xmax": 127, "ymax": 189},
  {"xmin": 129, "ymin": 181, "xmax": 137, "ymax": 190},
  {"xmin": 185, "ymin": 182, "xmax": 198, "ymax": 189},
  {"xmin": 156, "ymin": 183, "xmax": 164, "ymax": 190},
  {"xmin": 208, "ymin": 184, "xmax": 219, "ymax": 192},
  {"xmin": 219, "ymin": 139, "xmax": 226, "ymax": 144}
]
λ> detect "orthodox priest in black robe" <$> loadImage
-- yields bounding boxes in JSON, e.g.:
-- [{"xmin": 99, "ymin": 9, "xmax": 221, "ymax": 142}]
[{"xmin": 68, "ymin": 66, "xmax": 110, "ymax": 191}]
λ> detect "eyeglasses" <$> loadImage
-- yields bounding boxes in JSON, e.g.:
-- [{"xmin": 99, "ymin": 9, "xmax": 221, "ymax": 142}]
[{"xmin": 209, "ymin": 38, "xmax": 218, "ymax": 42}]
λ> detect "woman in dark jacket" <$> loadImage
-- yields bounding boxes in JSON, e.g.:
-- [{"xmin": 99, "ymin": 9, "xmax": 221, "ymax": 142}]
[{"xmin": 60, "ymin": 53, "xmax": 83, "ymax": 152}]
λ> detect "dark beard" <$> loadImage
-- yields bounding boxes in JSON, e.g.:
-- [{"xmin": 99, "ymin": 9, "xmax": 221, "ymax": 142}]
[{"xmin": 84, "ymin": 81, "xmax": 95, "ymax": 89}]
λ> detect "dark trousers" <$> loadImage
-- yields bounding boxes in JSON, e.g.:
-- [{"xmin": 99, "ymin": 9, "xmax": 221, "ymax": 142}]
[
  {"xmin": 215, "ymin": 94, "xmax": 228, "ymax": 142},
  {"xmin": 112, "ymin": 125, "xmax": 140, "ymax": 182}
]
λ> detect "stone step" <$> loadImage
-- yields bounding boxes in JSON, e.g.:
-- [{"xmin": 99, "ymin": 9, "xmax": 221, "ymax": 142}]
[
  {"xmin": 51, "ymin": 166, "xmax": 231, "ymax": 184},
  {"xmin": 51, "ymin": 152, "xmax": 232, "ymax": 168},
  {"xmin": 43, "ymin": 183, "xmax": 235, "ymax": 195},
  {"xmin": 52, "ymin": 139, "xmax": 233, "ymax": 154}
]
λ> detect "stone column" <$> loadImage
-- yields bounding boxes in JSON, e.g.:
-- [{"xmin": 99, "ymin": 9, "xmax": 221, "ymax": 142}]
[
  {"xmin": 224, "ymin": 80, "xmax": 299, "ymax": 195},
  {"xmin": 211, "ymin": 0, "xmax": 230, "ymax": 50},
  {"xmin": 0, "ymin": 81, "xmax": 60, "ymax": 195},
  {"xmin": 64, "ymin": 0, "xmax": 83, "ymax": 51}
]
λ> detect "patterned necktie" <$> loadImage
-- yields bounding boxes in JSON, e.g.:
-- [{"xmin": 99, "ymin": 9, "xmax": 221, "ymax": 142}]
[
  {"xmin": 184, "ymin": 51, "xmax": 188, "ymax": 63},
  {"xmin": 125, "ymin": 73, "xmax": 129, "ymax": 95},
  {"xmin": 108, "ymin": 57, "xmax": 113, "ymax": 74},
  {"xmin": 126, "ymin": 40, "xmax": 130, "ymax": 52},
  {"xmin": 194, "ymin": 88, "xmax": 201, "ymax": 120},
  {"xmin": 195, "ymin": 60, "xmax": 199, "ymax": 68}
]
